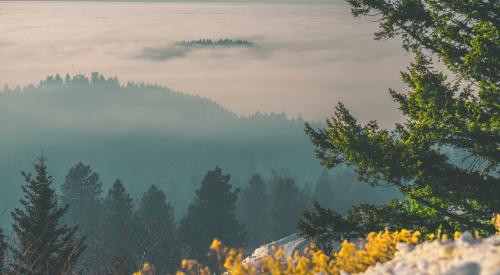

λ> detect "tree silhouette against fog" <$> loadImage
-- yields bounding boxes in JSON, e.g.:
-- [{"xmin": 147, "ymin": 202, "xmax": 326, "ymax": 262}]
[
  {"xmin": 237, "ymin": 174, "xmax": 268, "ymax": 249},
  {"xmin": 10, "ymin": 156, "xmax": 84, "ymax": 274},
  {"xmin": 179, "ymin": 167, "xmax": 245, "ymax": 264}
]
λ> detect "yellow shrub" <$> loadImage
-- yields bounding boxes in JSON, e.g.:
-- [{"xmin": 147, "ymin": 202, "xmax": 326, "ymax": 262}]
[
  {"xmin": 140, "ymin": 215, "xmax": 500, "ymax": 274},
  {"xmin": 175, "ymin": 229, "xmax": 422, "ymax": 275}
]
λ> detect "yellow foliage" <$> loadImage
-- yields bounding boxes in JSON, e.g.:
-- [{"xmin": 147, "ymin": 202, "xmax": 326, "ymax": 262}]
[
  {"xmin": 139, "ymin": 217, "xmax": 500, "ymax": 274},
  {"xmin": 175, "ymin": 229, "xmax": 422, "ymax": 275},
  {"xmin": 210, "ymin": 239, "xmax": 222, "ymax": 251}
]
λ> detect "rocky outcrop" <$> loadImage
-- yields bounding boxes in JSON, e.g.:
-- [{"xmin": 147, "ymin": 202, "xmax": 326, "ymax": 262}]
[{"xmin": 364, "ymin": 232, "xmax": 500, "ymax": 275}]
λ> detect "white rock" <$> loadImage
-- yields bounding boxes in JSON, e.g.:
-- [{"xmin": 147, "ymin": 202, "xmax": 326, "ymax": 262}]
[{"xmin": 363, "ymin": 234, "xmax": 500, "ymax": 275}]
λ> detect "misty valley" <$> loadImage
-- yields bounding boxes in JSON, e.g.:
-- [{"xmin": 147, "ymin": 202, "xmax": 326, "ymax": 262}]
[{"xmin": 0, "ymin": 1, "xmax": 498, "ymax": 275}]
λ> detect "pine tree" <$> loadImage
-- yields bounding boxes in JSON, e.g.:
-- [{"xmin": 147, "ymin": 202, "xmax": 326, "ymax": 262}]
[
  {"xmin": 266, "ymin": 174, "xmax": 307, "ymax": 241},
  {"xmin": 312, "ymin": 170, "xmax": 335, "ymax": 210},
  {"xmin": 237, "ymin": 174, "xmax": 268, "ymax": 249},
  {"xmin": 305, "ymin": 0, "xmax": 499, "ymax": 233},
  {"xmin": 10, "ymin": 156, "xmax": 84, "ymax": 274},
  {"xmin": 60, "ymin": 163, "xmax": 103, "ymax": 273},
  {"xmin": 60, "ymin": 162, "xmax": 102, "ymax": 232},
  {"xmin": 179, "ymin": 167, "xmax": 245, "ymax": 262},
  {"xmin": 136, "ymin": 185, "xmax": 178, "ymax": 274},
  {"xmin": 101, "ymin": 180, "xmax": 136, "ymax": 270}
]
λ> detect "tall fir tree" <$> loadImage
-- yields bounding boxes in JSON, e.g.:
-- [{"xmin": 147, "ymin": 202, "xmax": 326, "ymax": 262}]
[
  {"xmin": 135, "ymin": 185, "xmax": 178, "ymax": 274},
  {"xmin": 101, "ymin": 180, "xmax": 136, "ymax": 271},
  {"xmin": 60, "ymin": 162, "xmax": 103, "ymax": 273},
  {"xmin": 10, "ymin": 156, "xmax": 84, "ymax": 274},
  {"xmin": 179, "ymin": 167, "xmax": 245, "ymax": 262},
  {"xmin": 60, "ymin": 162, "xmax": 102, "ymax": 233},
  {"xmin": 237, "ymin": 174, "xmax": 268, "ymax": 249},
  {"xmin": 305, "ymin": 0, "xmax": 499, "ymax": 233},
  {"xmin": 266, "ymin": 174, "xmax": 308, "ymax": 241}
]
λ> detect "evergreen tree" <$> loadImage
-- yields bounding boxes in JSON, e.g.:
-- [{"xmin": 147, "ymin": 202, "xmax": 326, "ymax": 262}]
[
  {"xmin": 60, "ymin": 163, "xmax": 103, "ymax": 273},
  {"xmin": 305, "ymin": 0, "xmax": 499, "ymax": 233},
  {"xmin": 136, "ymin": 185, "xmax": 178, "ymax": 274},
  {"xmin": 312, "ymin": 170, "xmax": 335, "ymax": 210},
  {"xmin": 237, "ymin": 174, "xmax": 268, "ymax": 249},
  {"xmin": 60, "ymin": 162, "xmax": 102, "ymax": 233},
  {"xmin": 101, "ymin": 180, "xmax": 136, "ymax": 270},
  {"xmin": 10, "ymin": 157, "xmax": 84, "ymax": 274},
  {"xmin": 345, "ymin": 200, "xmax": 434, "ymax": 233},
  {"xmin": 179, "ymin": 167, "xmax": 245, "ymax": 262},
  {"xmin": 266, "ymin": 174, "xmax": 307, "ymax": 241}
]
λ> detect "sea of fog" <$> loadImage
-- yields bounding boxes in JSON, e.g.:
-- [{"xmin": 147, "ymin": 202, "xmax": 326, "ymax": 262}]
[{"xmin": 0, "ymin": 1, "xmax": 411, "ymax": 126}]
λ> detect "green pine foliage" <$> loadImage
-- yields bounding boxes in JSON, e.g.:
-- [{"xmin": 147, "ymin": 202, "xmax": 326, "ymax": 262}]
[
  {"xmin": 179, "ymin": 167, "xmax": 245, "ymax": 263},
  {"xmin": 237, "ymin": 174, "xmax": 268, "ymax": 249},
  {"xmin": 60, "ymin": 162, "xmax": 103, "ymax": 273},
  {"xmin": 101, "ymin": 180, "xmax": 137, "ymax": 271},
  {"xmin": 135, "ymin": 185, "xmax": 179, "ymax": 274},
  {"xmin": 305, "ymin": 0, "xmax": 499, "ymax": 234},
  {"xmin": 61, "ymin": 162, "xmax": 102, "ymax": 233},
  {"xmin": 266, "ymin": 174, "xmax": 309, "ymax": 241},
  {"xmin": 10, "ymin": 157, "xmax": 84, "ymax": 274},
  {"xmin": 344, "ymin": 199, "xmax": 447, "ymax": 233}
]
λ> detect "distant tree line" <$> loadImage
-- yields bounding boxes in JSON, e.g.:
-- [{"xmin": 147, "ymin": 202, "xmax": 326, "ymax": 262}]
[{"xmin": 179, "ymin": 38, "xmax": 255, "ymax": 48}]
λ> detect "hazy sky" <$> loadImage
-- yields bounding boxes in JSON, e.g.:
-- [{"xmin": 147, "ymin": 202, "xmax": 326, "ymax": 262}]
[{"xmin": 0, "ymin": 1, "xmax": 412, "ymax": 127}]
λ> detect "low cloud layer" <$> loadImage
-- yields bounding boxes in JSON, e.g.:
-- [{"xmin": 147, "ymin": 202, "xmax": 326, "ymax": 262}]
[
  {"xmin": 140, "ymin": 44, "xmax": 189, "ymax": 61},
  {"xmin": 0, "ymin": 1, "xmax": 412, "ymax": 127}
]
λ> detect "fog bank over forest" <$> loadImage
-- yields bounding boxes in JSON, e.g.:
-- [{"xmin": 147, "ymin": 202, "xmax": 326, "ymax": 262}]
[{"xmin": 0, "ymin": 73, "xmax": 399, "ymax": 226}]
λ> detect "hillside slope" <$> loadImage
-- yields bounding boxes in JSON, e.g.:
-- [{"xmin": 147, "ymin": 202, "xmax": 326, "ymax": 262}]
[{"xmin": 0, "ymin": 73, "xmax": 398, "ymax": 224}]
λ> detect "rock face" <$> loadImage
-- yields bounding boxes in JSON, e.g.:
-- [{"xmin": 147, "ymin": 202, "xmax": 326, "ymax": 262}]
[{"xmin": 364, "ymin": 232, "xmax": 500, "ymax": 275}]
